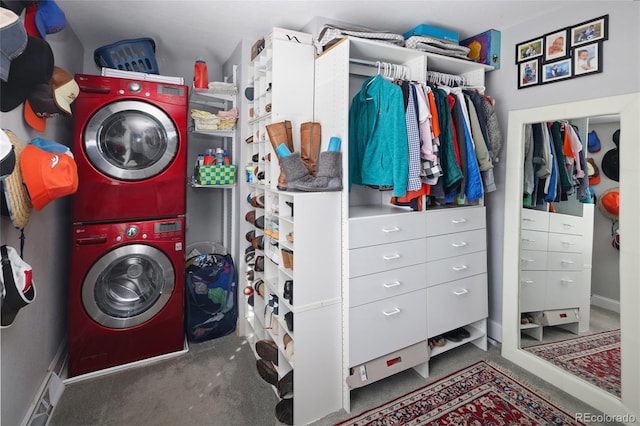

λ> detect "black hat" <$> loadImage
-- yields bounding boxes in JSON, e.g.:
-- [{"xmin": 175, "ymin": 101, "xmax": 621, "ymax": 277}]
[
  {"xmin": 612, "ymin": 128, "xmax": 620, "ymax": 148},
  {"xmin": 601, "ymin": 148, "xmax": 619, "ymax": 182},
  {"xmin": 1, "ymin": 35, "xmax": 53, "ymax": 112}
]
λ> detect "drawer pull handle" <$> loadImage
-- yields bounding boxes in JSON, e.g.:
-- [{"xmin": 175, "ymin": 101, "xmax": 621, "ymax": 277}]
[
  {"xmin": 523, "ymin": 217, "xmax": 535, "ymax": 222},
  {"xmin": 561, "ymin": 260, "xmax": 575, "ymax": 265},
  {"xmin": 451, "ymin": 241, "xmax": 468, "ymax": 248},
  {"xmin": 383, "ymin": 281, "xmax": 401, "ymax": 288},
  {"xmin": 382, "ymin": 307, "xmax": 401, "ymax": 316},
  {"xmin": 451, "ymin": 218, "xmax": 467, "ymax": 224},
  {"xmin": 521, "ymin": 279, "xmax": 534, "ymax": 284},
  {"xmin": 382, "ymin": 227, "xmax": 401, "ymax": 233},
  {"xmin": 383, "ymin": 254, "xmax": 401, "ymax": 261},
  {"xmin": 561, "ymin": 279, "xmax": 574, "ymax": 284},
  {"xmin": 452, "ymin": 265, "xmax": 468, "ymax": 271},
  {"xmin": 520, "ymin": 258, "xmax": 535, "ymax": 263},
  {"xmin": 561, "ymin": 241, "xmax": 574, "ymax": 245},
  {"xmin": 453, "ymin": 289, "xmax": 469, "ymax": 296},
  {"xmin": 562, "ymin": 223, "xmax": 575, "ymax": 228},
  {"xmin": 522, "ymin": 238, "xmax": 536, "ymax": 243}
]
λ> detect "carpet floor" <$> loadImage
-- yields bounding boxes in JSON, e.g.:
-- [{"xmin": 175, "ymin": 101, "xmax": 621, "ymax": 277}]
[{"xmin": 49, "ymin": 333, "xmax": 621, "ymax": 426}]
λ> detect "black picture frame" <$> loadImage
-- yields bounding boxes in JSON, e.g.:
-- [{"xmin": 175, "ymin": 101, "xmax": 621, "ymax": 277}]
[
  {"xmin": 518, "ymin": 59, "xmax": 540, "ymax": 89},
  {"xmin": 571, "ymin": 14, "xmax": 609, "ymax": 47},
  {"xmin": 573, "ymin": 41, "xmax": 603, "ymax": 77},
  {"xmin": 541, "ymin": 58, "xmax": 573, "ymax": 84},
  {"xmin": 544, "ymin": 28, "xmax": 569, "ymax": 62},
  {"xmin": 516, "ymin": 37, "xmax": 543, "ymax": 63}
]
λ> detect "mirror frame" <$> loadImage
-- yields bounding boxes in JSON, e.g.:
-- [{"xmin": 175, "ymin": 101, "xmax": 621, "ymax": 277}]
[{"xmin": 502, "ymin": 93, "xmax": 640, "ymax": 419}]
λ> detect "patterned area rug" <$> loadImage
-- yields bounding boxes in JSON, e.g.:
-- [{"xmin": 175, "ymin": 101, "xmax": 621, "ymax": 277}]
[
  {"xmin": 336, "ymin": 360, "xmax": 585, "ymax": 425},
  {"xmin": 524, "ymin": 329, "xmax": 621, "ymax": 398}
]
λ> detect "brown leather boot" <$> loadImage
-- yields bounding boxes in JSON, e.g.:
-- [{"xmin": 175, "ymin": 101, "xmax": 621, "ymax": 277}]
[
  {"xmin": 300, "ymin": 122, "xmax": 321, "ymax": 177},
  {"xmin": 266, "ymin": 121, "xmax": 294, "ymax": 190}
]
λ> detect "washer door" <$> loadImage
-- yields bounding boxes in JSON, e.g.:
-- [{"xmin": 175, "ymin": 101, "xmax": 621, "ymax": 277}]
[
  {"xmin": 82, "ymin": 244, "xmax": 175, "ymax": 329},
  {"xmin": 84, "ymin": 100, "xmax": 178, "ymax": 181}
]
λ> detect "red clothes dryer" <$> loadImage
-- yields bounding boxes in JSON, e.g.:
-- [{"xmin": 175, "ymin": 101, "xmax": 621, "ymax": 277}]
[
  {"xmin": 68, "ymin": 217, "xmax": 185, "ymax": 377},
  {"xmin": 71, "ymin": 74, "xmax": 188, "ymax": 223}
]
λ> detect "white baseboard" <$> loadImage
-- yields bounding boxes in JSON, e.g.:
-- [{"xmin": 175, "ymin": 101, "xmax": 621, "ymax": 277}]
[
  {"xmin": 591, "ymin": 294, "xmax": 620, "ymax": 313},
  {"xmin": 22, "ymin": 338, "xmax": 67, "ymax": 426}
]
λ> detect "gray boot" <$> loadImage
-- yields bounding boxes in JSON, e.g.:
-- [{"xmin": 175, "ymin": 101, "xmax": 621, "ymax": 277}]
[
  {"xmin": 290, "ymin": 151, "xmax": 342, "ymax": 192},
  {"xmin": 279, "ymin": 152, "xmax": 314, "ymax": 190}
]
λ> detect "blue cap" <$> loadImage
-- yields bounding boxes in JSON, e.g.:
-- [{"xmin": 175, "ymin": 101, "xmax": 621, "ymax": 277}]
[
  {"xmin": 35, "ymin": 0, "xmax": 66, "ymax": 39},
  {"xmin": 587, "ymin": 130, "xmax": 601, "ymax": 153}
]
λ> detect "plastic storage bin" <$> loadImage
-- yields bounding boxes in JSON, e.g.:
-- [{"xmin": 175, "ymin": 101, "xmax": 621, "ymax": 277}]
[{"xmin": 94, "ymin": 37, "xmax": 159, "ymax": 74}]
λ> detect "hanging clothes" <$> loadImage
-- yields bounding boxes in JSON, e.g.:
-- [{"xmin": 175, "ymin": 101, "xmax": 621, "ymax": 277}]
[
  {"xmin": 348, "ymin": 74, "xmax": 408, "ymax": 197},
  {"xmin": 430, "ymin": 86, "xmax": 462, "ymax": 193},
  {"xmin": 405, "ymin": 83, "xmax": 422, "ymax": 192},
  {"xmin": 465, "ymin": 94, "xmax": 496, "ymax": 193}
]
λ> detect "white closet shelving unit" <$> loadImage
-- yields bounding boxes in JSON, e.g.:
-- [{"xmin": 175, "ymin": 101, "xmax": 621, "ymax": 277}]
[
  {"xmin": 187, "ymin": 65, "xmax": 238, "ymax": 255},
  {"xmin": 240, "ymin": 28, "xmax": 342, "ymax": 425},
  {"xmin": 314, "ymin": 36, "xmax": 493, "ymax": 412}
]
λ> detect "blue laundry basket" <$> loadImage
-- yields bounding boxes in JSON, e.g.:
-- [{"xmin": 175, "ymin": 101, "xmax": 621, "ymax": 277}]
[{"xmin": 94, "ymin": 37, "xmax": 159, "ymax": 74}]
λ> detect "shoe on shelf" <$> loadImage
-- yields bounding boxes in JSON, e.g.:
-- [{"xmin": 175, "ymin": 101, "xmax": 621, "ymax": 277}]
[
  {"xmin": 256, "ymin": 359, "xmax": 278, "ymax": 386},
  {"xmin": 277, "ymin": 369, "xmax": 293, "ymax": 398},
  {"xmin": 444, "ymin": 327, "xmax": 470, "ymax": 342},
  {"xmin": 256, "ymin": 339, "xmax": 278, "ymax": 365},
  {"xmin": 245, "ymin": 210, "xmax": 256, "ymax": 224},
  {"xmin": 275, "ymin": 398, "xmax": 293, "ymax": 425},
  {"xmin": 286, "ymin": 232, "xmax": 294, "ymax": 243}
]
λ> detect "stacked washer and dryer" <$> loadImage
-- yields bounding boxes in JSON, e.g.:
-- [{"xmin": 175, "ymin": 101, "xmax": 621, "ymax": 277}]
[{"xmin": 68, "ymin": 74, "xmax": 189, "ymax": 377}]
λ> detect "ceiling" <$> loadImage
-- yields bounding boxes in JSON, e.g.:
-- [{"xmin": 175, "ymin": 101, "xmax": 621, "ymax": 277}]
[{"xmin": 58, "ymin": 0, "xmax": 568, "ymax": 71}]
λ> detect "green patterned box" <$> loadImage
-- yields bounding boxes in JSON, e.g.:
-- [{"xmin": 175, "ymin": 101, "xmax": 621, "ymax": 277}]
[{"xmin": 198, "ymin": 165, "xmax": 236, "ymax": 185}]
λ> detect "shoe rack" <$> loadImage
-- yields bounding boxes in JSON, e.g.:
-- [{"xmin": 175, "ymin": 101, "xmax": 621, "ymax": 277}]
[{"xmin": 240, "ymin": 28, "xmax": 343, "ymax": 425}]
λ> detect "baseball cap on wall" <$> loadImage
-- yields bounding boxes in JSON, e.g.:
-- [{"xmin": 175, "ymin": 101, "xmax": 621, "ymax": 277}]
[
  {"xmin": 0, "ymin": 35, "xmax": 54, "ymax": 112},
  {"xmin": 0, "ymin": 7, "xmax": 28, "ymax": 82},
  {"xmin": 24, "ymin": 66, "xmax": 79, "ymax": 131},
  {"xmin": 20, "ymin": 142, "xmax": 78, "ymax": 210}
]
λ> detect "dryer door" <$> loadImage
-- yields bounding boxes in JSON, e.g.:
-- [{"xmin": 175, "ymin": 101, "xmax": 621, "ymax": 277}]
[
  {"xmin": 84, "ymin": 100, "xmax": 178, "ymax": 181},
  {"xmin": 82, "ymin": 244, "xmax": 175, "ymax": 329}
]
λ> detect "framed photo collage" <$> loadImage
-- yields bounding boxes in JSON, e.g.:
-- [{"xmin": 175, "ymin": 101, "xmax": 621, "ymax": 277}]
[{"xmin": 516, "ymin": 15, "xmax": 608, "ymax": 89}]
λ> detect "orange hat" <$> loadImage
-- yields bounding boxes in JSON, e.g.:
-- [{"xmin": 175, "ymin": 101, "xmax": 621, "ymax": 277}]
[
  {"xmin": 597, "ymin": 187, "xmax": 619, "ymax": 221},
  {"xmin": 19, "ymin": 143, "xmax": 78, "ymax": 210}
]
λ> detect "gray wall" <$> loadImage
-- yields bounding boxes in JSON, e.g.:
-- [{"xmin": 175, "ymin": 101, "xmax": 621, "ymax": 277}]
[
  {"xmin": 588, "ymin": 121, "xmax": 621, "ymax": 304},
  {"xmin": 485, "ymin": 1, "xmax": 640, "ymax": 341},
  {"xmin": 0, "ymin": 26, "xmax": 83, "ymax": 425}
]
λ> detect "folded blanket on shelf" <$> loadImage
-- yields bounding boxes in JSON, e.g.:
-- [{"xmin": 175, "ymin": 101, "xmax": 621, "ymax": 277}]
[
  {"xmin": 314, "ymin": 23, "xmax": 405, "ymax": 53},
  {"xmin": 405, "ymin": 36, "xmax": 471, "ymax": 60}
]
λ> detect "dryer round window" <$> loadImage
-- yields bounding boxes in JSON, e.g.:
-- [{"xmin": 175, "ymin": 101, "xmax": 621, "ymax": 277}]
[{"xmin": 84, "ymin": 100, "xmax": 178, "ymax": 181}]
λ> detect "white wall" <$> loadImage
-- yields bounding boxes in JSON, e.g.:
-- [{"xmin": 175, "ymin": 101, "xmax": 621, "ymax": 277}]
[
  {"xmin": 0, "ymin": 26, "xmax": 84, "ymax": 425},
  {"xmin": 486, "ymin": 1, "xmax": 640, "ymax": 341}
]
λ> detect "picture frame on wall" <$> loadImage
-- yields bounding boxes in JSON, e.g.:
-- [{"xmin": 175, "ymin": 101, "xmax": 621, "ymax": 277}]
[
  {"xmin": 573, "ymin": 42, "xmax": 603, "ymax": 76},
  {"xmin": 518, "ymin": 59, "xmax": 539, "ymax": 88},
  {"xmin": 544, "ymin": 29, "xmax": 568, "ymax": 62},
  {"xmin": 571, "ymin": 15, "xmax": 608, "ymax": 47},
  {"xmin": 515, "ymin": 37, "xmax": 543, "ymax": 63},
  {"xmin": 541, "ymin": 58, "xmax": 572, "ymax": 84}
]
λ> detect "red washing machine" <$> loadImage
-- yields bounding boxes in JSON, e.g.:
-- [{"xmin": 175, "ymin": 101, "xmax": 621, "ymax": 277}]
[
  {"xmin": 68, "ymin": 217, "xmax": 185, "ymax": 377},
  {"xmin": 71, "ymin": 74, "xmax": 188, "ymax": 223}
]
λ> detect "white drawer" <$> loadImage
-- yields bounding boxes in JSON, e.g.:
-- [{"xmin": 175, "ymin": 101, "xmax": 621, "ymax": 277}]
[
  {"xmin": 427, "ymin": 274, "xmax": 487, "ymax": 337},
  {"xmin": 425, "ymin": 207, "xmax": 485, "ymax": 237},
  {"xmin": 520, "ymin": 230, "xmax": 548, "ymax": 251},
  {"xmin": 519, "ymin": 271, "xmax": 546, "ymax": 312},
  {"xmin": 349, "ymin": 213, "xmax": 426, "ymax": 249},
  {"xmin": 349, "ymin": 289, "xmax": 427, "ymax": 367},
  {"xmin": 426, "ymin": 229, "xmax": 486, "ymax": 261},
  {"xmin": 547, "ymin": 232, "xmax": 584, "ymax": 253},
  {"xmin": 545, "ymin": 271, "xmax": 584, "ymax": 310},
  {"xmin": 349, "ymin": 238, "xmax": 427, "ymax": 278},
  {"xmin": 547, "ymin": 252, "xmax": 583, "ymax": 271},
  {"xmin": 426, "ymin": 251, "xmax": 487, "ymax": 287},
  {"xmin": 519, "ymin": 249, "xmax": 547, "ymax": 271},
  {"xmin": 521, "ymin": 208, "xmax": 548, "ymax": 232},
  {"xmin": 349, "ymin": 263, "xmax": 427, "ymax": 307},
  {"xmin": 548, "ymin": 213, "xmax": 583, "ymax": 235}
]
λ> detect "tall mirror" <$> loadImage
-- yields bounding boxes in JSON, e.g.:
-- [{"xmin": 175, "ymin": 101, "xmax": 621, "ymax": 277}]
[
  {"xmin": 517, "ymin": 114, "xmax": 620, "ymax": 398},
  {"xmin": 501, "ymin": 93, "xmax": 640, "ymax": 420}
]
